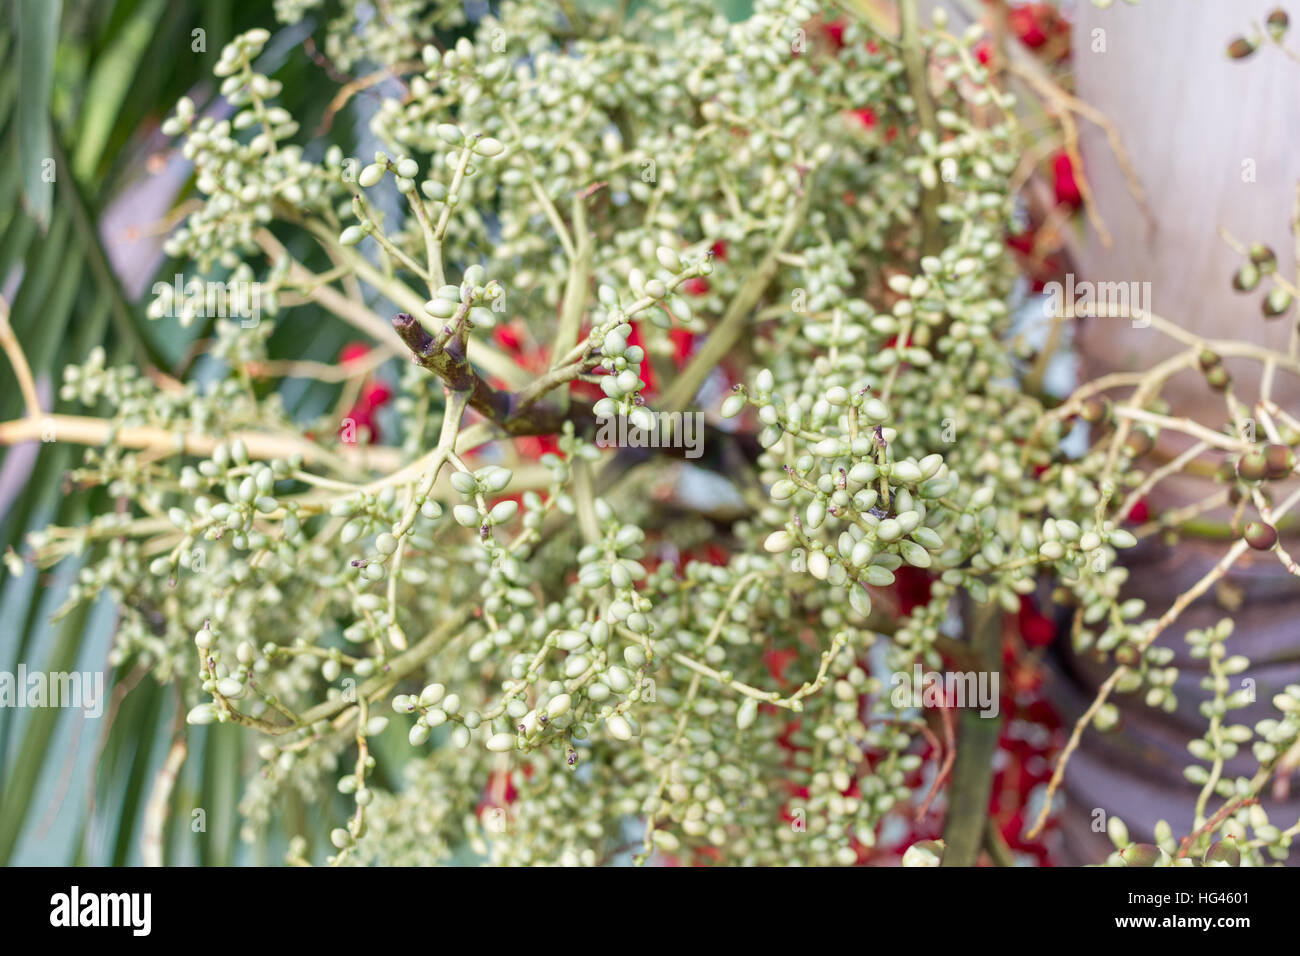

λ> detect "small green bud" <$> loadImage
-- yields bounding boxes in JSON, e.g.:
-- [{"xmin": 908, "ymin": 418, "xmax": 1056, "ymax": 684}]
[
  {"xmin": 655, "ymin": 246, "xmax": 682, "ymax": 272},
  {"xmin": 187, "ymin": 703, "xmax": 218, "ymax": 725},
  {"xmin": 1107, "ymin": 815, "xmax": 1130, "ymax": 849},
  {"xmin": 1108, "ymin": 529, "xmax": 1138, "ymax": 549}
]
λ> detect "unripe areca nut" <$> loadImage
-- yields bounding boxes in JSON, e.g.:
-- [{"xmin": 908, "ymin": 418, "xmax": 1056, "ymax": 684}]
[
  {"xmin": 1123, "ymin": 430, "xmax": 1154, "ymax": 458},
  {"xmin": 1263, "ymin": 442, "xmax": 1296, "ymax": 479},
  {"xmin": 1267, "ymin": 8, "xmax": 1290, "ymax": 41},
  {"xmin": 1249, "ymin": 243, "xmax": 1277, "ymax": 272},
  {"xmin": 1079, "ymin": 397, "xmax": 1109, "ymax": 425},
  {"xmin": 1203, "ymin": 840, "xmax": 1241, "ymax": 866},
  {"xmin": 1244, "ymin": 520, "xmax": 1277, "ymax": 551},
  {"xmin": 1227, "ymin": 37, "xmax": 1257, "ymax": 60},
  {"xmin": 1236, "ymin": 450, "xmax": 1269, "ymax": 482},
  {"xmin": 1120, "ymin": 844, "xmax": 1162, "ymax": 867},
  {"xmin": 1092, "ymin": 702, "xmax": 1121, "ymax": 732},
  {"xmin": 1205, "ymin": 364, "xmax": 1231, "ymax": 391},
  {"xmin": 1262, "ymin": 287, "xmax": 1293, "ymax": 318},
  {"xmin": 1232, "ymin": 261, "xmax": 1260, "ymax": 291}
]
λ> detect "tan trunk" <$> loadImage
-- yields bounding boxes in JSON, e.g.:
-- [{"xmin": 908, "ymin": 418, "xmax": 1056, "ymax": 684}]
[{"xmin": 1057, "ymin": 0, "xmax": 1300, "ymax": 864}]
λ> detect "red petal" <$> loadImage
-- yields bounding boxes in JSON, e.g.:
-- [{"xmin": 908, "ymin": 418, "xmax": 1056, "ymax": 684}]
[
  {"xmin": 824, "ymin": 18, "xmax": 846, "ymax": 50},
  {"xmin": 1051, "ymin": 151, "xmax": 1082, "ymax": 208},
  {"xmin": 849, "ymin": 107, "xmax": 878, "ymax": 128},
  {"xmin": 338, "ymin": 342, "xmax": 371, "ymax": 365},
  {"xmin": 361, "ymin": 381, "xmax": 393, "ymax": 408},
  {"xmin": 668, "ymin": 328, "xmax": 695, "ymax": 366},
  {"xmin": 493, "ymin": 324, "xmax": 523, "ymax": 353},
  {"xmin": 1017, "ymin": 595, "xmax": 1056, "ymax": 648}
]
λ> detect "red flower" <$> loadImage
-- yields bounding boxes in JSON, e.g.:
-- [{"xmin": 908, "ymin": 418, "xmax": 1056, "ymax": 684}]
[
  {"xmin": 1006, "ymin": 229, "xmax": 1037, "ymax": 256},
  {"xmin": 1051, "ymin": 151, "xmax": 1082, "ymax": 209},
  {"xmin": 515, "ymin": 433, "xmax": 561, "ymax": 461},
  {"xmin": 849, "ymin": 107, "xmax": 878, "ymax": 129},
  {"xmin": 668, "ymin": 328, "xmax": 695, "ymax": 367},
  {"xmin": 492, "ymin": 324, "xmax": 523, "ymax": 353},
  {"xmin": 763, "ymin": 647, "xmax": 799, "ymax": 684},
  {"xmin": 337, "ymin": 344, "xmax": 393, "ymax": 444},
  {"xmin": 892, "ymin": 565, "xmax": 933, "ymax": 616},
  {"xmin": 1017, "ymin": 595, "xmax": 1056, "ymax": 648},
  {"xmin": 824, "ymin": 18, "xmax": 846, "ymax": 51},
  {"xmin": 338, "ymin": 342, "xmax": 371, "ymax": 365},
  {"xmin": 1008, "ymin": 3, "xmax": 1050, "ymax": 49},
  {"xmin": 362, "ymin": 381, "xmax": 392, "ymax": 407},
  {"xmin": 1125, "ymin": 497, "xmax": 1150, "ymax": 524},
  {"xmin": 1008, "ymin": 2, "xmax": 1070, "ymax": 56},
  {"xmin": 1006, "ymin": 227, "xmax": 1064, "ymax": 293}
]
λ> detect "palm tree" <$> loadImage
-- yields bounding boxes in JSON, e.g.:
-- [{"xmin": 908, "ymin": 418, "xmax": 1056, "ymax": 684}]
[{"xmin": 0, "ymin": 0, "xmax": 367, "ymax": 865}]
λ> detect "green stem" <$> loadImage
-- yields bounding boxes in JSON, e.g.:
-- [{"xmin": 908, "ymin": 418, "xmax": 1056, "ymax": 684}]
[
  {"xmin": 898, "ymin": 0, "xmax": 943, "ymax": 257},
  {"xmin": 661, "ymin": 188, "xmax": 812, "ymax": 413},
  {"xmin": 940, "ymin": 600, "xmax": 1003, "ymax": 866},
  {"xmin": 553, "ymin": 193, "xmax": 594, "ymax": 412}
]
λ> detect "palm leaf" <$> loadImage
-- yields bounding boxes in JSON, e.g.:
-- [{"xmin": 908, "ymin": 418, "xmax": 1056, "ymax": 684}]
[{"xmin": 0, "ymin": 0, "xmax": 332, "ymax": 865}]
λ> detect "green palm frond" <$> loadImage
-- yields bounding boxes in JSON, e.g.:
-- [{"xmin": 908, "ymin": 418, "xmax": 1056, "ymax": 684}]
[{"xmin": 0, "ymin": 0, "xmax": 345, "ymax": 866}]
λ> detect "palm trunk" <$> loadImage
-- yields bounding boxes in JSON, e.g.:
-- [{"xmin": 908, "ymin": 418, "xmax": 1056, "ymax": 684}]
[{"xmin": 1055, "ymin": 0, "xmax": 1300, "ymax": 864}]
